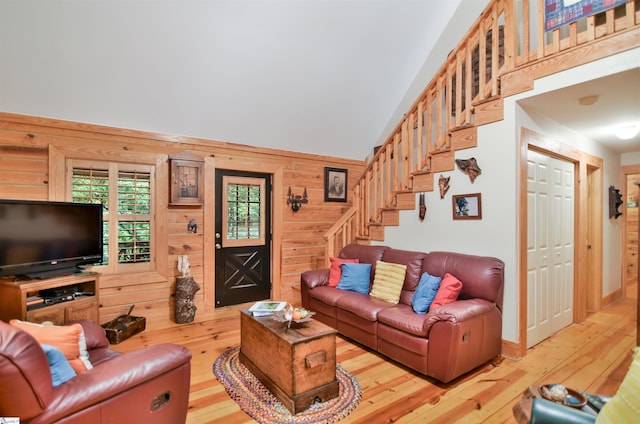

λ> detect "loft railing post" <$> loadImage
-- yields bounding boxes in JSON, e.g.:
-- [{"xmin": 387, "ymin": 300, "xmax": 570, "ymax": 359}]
[{"xmin": 502, "ymin": 0, "xmax": 518, "ymax": 69}]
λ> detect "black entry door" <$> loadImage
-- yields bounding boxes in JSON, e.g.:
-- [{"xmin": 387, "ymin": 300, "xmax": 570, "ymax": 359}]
[{"xmin": 215, "ymin": 170, "xmax": 272, "ymax": 307}]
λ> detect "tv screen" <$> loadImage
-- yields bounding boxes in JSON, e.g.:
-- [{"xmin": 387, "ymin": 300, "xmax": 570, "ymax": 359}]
[{"xmin": 0, "ymin": 199, "xmax": 103, "ymax": 279}]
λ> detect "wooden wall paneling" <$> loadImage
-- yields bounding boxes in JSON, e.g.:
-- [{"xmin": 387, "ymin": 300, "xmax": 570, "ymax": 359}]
[
  {"xmin": 626, "ymin": 200, "xmax": 639, "ymax": 284},
  {"xmin": 0, "ymin": 144, "xmax": 48, "ymax": 200},
  {"xmin": 626, "ymin": 176, "xmax": 639, "ymax": 284},
  {"xmin": 623, "ymin": 170, "xmax": 640, "ymax": 298},
  {"xmin": 155, "ymin": 154, "xmax": 170, "ymax": 279},
  {"xmin": 203, "ymin": 155, "xmax": 216, "ymax": 310},
  {"xmin": 0, "ymin": 113, "xmax": 363, "ymax": 324},
  {"xmin": 99, "ymin": 271, "xmax": 170, "ymax": 322},
  {"xmin": 48, "ymin": 145, "xmax": 66, "ymax": 201}
]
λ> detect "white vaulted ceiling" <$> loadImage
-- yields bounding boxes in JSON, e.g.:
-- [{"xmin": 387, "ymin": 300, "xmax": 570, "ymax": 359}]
[
  {"xmin": 1, "ymin": 1, "xmax": 636, "ymax": 159},
  {"xmin": 0, "ymin": 0, "xmax": 490, "ymax": 160}
]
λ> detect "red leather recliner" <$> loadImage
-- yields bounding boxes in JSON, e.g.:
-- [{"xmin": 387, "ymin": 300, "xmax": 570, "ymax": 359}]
[{"xmin": 0, "ymin": 319, "xmax": 192, "ymax": 424}]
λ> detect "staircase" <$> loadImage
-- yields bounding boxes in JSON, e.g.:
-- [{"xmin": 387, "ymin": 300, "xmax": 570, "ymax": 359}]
[{"xmin": 324, "ymin": 0, "xmax": 640, "ymax": 262}]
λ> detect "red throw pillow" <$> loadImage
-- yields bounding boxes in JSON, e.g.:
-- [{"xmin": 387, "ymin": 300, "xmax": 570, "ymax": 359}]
[
  {"xmin": 329, "ymin": 257, "xmax": 359, "ymax": 287},
  {"xmin": 429, "ymin": 272, "xmax": 462, "ymax": 311}
]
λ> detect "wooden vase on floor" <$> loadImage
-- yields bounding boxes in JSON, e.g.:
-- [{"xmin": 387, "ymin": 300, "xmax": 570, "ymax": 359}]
[{"xmin": 175, "ymin": 277, "xmax": 200, "ymax": 324}]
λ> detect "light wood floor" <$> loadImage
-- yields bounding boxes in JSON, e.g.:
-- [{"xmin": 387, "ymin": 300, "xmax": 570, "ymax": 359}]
[{"xmin": 112, "ymin": 293, "xmax": 637, "ymax": 423}]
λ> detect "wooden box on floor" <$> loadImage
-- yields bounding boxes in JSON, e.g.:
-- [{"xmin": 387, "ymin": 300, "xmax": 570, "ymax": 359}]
[
  {"xmin": 102, "ymin": 314, "xmax": 146, "ymax": 344},
  {"xmin": 239, "ymin": 309, "xmax": 339, "ymax": 414}
]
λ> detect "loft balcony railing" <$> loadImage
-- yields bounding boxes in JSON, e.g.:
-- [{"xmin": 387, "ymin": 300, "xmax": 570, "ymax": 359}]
[{"xmin": 324, "ymin": 0, "xmax": 640, "ymax": 262}]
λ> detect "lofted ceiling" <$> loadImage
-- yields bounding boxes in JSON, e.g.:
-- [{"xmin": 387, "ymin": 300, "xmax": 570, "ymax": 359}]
[
  {"xmin": 518, "ymin": 68, "xmax": 640, "ymax": 154},
  {"xmin": 1, "ymin": 0, "xmax": 636, "ymax": 161},
  {"xmin": 0, "ymin": 0, "xmax": 490, "ymax": 161}
]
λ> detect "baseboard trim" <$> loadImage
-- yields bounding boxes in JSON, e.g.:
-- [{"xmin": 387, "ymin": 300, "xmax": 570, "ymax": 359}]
[
  {"xmin": 502, "ymin": 339, "xmax": 525, "ymax": 361},
  {"xmin": 602, "ymin": 288, "xmax": 623, "ymax": 308}
]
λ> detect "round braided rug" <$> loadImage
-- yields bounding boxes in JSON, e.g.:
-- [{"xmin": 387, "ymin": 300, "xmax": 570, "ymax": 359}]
[{"xmin": 213, "ymin": 347, "xmax": 362, "ymax": 424}]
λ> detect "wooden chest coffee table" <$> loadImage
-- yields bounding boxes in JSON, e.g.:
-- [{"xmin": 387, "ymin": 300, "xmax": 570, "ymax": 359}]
[{"xmin": 239, "ymin": 309, "xmax": 339, "ymax": 414}]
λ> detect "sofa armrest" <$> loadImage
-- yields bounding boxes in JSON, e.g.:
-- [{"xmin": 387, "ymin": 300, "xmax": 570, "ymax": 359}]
[
  {"xmin": 424, "ymin": 298, "xmax": 502, "ymax": 383},
  {"xmin": 425, "ymin": 299, "xmax": 495, "ymax": 332},
  {"xmin": 40, "ymin": 343, "xmax": 191, "ymax": 423},
  {"xmin": 301, "ymin": 269, "xmax": 330, "ymax": 289},
  {"xmin": 300, "ymin": 269, "xmax": 329, "ymax": 309}
]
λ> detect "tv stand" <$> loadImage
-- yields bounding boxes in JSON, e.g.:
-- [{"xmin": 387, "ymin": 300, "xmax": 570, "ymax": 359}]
[
  {"xmin": 0, "ymin": 272, "xmax": 99, "ymax": 325},
  {"xmin": 17, "ymin": 266, "xmax": 85, "ymax": 281}
]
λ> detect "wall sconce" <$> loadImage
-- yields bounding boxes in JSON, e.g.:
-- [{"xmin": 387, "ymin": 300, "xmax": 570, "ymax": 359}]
[
  {"xmin": 287, "ymin": 187, "xmax": 308, "ymax": 212},
  {"xmin": 609, "ymin": 185, "xmax": 623, "ymax": 219},
  {"xmin": 187, "ymin": 218, "xmax": 198, "ymax": 233}
]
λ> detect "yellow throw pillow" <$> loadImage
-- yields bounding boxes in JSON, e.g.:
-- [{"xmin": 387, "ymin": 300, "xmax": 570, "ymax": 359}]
[
  {"xmin": 369, "ymin": 260, "xmax": 407, "ymax": 304},
  {"xmin": 596, "ymin": 347, "xmax": 640, "ymax": 424},
  {"xmin": 10, "ymin": 319, "xmax": 93, "ymax": 374}
]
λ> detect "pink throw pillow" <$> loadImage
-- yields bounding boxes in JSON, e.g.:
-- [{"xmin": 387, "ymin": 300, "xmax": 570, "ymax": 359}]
[
  {"xmin": 429, "ymin": 273, "xmax": 462, "ymax": 311},
  {"xmin": 329, "ymin": 257, "xmax": 359, "ymax": 287}
]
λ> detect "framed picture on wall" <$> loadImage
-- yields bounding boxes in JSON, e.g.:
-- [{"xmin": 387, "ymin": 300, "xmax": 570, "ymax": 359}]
[
  {"xmin": 170, "ymin": 159, "xmax": 204, "ymax": 205},
  {"xmin": 452, "ymin": 193, "xmax": 482, "ymax": 220},
  {"xmin": 324, "ymin": 167, "xmax": 348, "ymax": 202}
]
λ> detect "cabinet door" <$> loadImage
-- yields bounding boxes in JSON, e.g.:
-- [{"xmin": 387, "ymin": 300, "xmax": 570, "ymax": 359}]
[
  {"xmin": 66, "ymin": 297, "xmax": 98, "ymax": 322},
  {"xmin": 27, "ymin": 306, "xmax": 66, "ymax": 325}
]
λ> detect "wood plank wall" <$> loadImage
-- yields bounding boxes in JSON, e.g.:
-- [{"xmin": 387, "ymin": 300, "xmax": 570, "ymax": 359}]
[
  {"xmin": 0, "ymin": 113, "xmax": 364, "ymax": 324},
  {"xmin": 626, "ymin": 174, "xmax": 639, "ymax": 286}
]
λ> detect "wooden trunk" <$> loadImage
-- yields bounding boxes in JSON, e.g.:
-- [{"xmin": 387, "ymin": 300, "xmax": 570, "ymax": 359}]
[{"xmin": 239, "ymin": 309, "xmax": 339, "ymax": 414}]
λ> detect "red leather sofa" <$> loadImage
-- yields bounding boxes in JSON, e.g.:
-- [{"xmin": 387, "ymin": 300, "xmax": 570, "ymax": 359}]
[
  {"xmin": 301, "ymin": 244, "xmax": 504, "ymax": 383},
  {"xmin": 0, "ymin": 319, "xmax": 191, "ymax": 423}
]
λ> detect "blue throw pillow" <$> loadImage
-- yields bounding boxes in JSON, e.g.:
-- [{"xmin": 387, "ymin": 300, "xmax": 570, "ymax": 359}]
[
  {"xmin": 412, "ymin": 271, "xmax": 442, "ymax": 314},
  {"xmin": 41, "ymin": 343, "xmax": 77, "ymax": 387},
  {"xmin": 337, "ymin": 263, "xmax": 372, "ymax": 294}
]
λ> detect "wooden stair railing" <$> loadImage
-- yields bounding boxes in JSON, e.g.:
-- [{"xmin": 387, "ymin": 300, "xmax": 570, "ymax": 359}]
[{"xmin": 323, "ymin": 0, "xmax": 639, "ymax": 261}]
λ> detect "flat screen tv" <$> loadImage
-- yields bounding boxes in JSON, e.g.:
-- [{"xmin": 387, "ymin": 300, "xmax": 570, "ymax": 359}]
[{"xmin": 0, "ymin": 199, "xmax": 103, "ymax": 279}]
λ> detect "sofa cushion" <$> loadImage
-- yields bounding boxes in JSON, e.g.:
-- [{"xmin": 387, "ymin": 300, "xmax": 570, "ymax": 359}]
[
  {"xmin": 380, "ymin": 248, "xmax": 427, "ymax": 291},
  {"xmin": 370, "ymin": 261, "xmax": 407, "ymax": 304},
  {"xmin": 336, "ymin": 292, "xmax": 394, "ymax": 321},
  {"xmin": 339, "ymin": 244, "xmax": 390, "ymax": 281},
  {"xmin": 329, "ymin": 257, "xmax": 359, "ymax": 287},
  {"xmin": 412, "ymin": 271, "xmax": 442, "ymax": 314},
  {"xmin": 423, "ymin": 251, "xmax": 504, "ymax": 310},
  {"xmin": 41, "ymin": 344, "xmax": 77, "ymax": 387},
  {"xmin": 377, "ymin": 304, "xmax": 431, "ymax": 337},
  {"xmin": 309, "ymin": 285, "xmax": 349, "ymax": 306},
  {"xmin": 10, "ymin": 320, "xmax": 93, "ymax": 374},
  {"xmin": 430, "ymin": 273, "xmax": 463, "ymax": 311},
  {"xmin": 337, "ymin": 263, "xmax": 372, "ymax": 294}
]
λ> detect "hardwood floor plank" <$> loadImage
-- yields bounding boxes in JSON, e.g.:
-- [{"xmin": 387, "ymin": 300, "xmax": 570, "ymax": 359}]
[{"xmin": 109, "ymin": 298, "xmax": 636, "ymax": 423}]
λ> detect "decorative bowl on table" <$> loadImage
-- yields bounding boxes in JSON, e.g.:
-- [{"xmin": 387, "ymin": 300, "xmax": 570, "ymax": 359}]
[
  {"xmin": 270, "ymin": 307, "xmax": 315, "ymax": 326},
  {"xmin": 540, "ymin": 384, "xmax": 587, "ymax": 409}
]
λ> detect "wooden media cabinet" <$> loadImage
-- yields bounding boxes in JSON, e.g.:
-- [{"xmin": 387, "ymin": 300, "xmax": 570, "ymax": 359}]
[{"xmin": 0, "ymin": 272, "xmax": 99, "ymax": 324}]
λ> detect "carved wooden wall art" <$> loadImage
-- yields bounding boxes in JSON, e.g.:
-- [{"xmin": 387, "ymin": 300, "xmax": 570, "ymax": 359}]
[
  {"xmin": 438, "ymin": 175, "xmax": 450, "ymax": 199},
  {"xmin": 418, "ymin": 193, "xmax": 426, "ymax": 221},
  {"xmin": 455, "ymin": 158, "xmax": 481, "ymax": 183}
]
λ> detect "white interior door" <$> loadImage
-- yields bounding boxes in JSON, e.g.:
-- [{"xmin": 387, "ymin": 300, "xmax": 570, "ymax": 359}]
[{"xmin": 527, "ymin": 150, "xmax": 575, "ymax": 348}]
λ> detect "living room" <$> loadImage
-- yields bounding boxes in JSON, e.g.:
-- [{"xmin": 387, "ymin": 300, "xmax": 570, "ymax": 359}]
[{"xmin": 1, "ymin": 0, "xmax": 640, "ymax": 423}]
